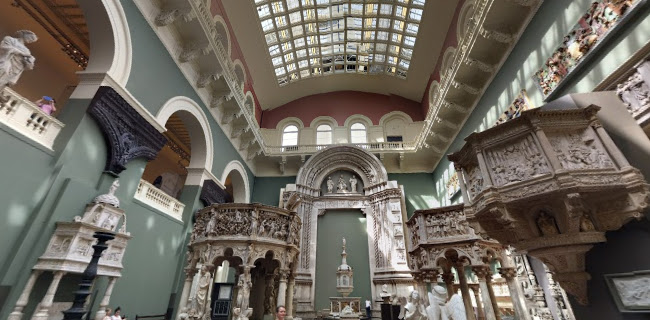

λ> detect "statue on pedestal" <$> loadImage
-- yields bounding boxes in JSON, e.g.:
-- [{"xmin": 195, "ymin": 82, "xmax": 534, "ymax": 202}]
[
  {"xmin": 327, "ymin": 176, "xmax": 334, "ymax": 193},
  {"xmin": 349, "ymin": 175, "xmax": 358, "ymax": 192},
  {"xmin": 0, "ymin": 30, "xmax": 37, "ymax": 94},
  {"xmin": 337, "ymin": 175, "xmax": 348, "ymax": 193}
]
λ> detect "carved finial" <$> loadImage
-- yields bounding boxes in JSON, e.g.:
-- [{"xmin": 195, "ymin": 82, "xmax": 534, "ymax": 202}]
[{"xmin": 92, "ymin": 179, "xmax": 121, "ymax": 207}]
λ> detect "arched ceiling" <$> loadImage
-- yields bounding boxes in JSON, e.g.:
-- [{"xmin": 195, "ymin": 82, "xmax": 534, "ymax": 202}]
[{"xmin": 222, "ymin": 0, "xmax": 458, "ymax": 110}]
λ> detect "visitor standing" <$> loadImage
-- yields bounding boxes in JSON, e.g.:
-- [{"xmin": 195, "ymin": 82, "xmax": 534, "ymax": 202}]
[
  {"xmin": 35, "ymin": 96, "xmax": 56, "ymax": 115},
  {"xmin": 102, "ymin": 308, "xmax": 112, "ymax": 320},
  {"xmin": 365, "ymin": 300, "xmax": 372, "ymax": 319},
  {"xmin": 111, "ymin": 307, "xmax": 123, "ymax": 320}
]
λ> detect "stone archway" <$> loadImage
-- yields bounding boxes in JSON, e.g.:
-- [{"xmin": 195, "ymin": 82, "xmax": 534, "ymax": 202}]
[{"xmin": 283, "ymin": 146, "xmax": 412, "ymax": 317}]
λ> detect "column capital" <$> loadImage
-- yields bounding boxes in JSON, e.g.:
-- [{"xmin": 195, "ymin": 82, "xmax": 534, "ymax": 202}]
[
  {"xmin": 441, "ymin": 272, "xmax": 455, "ymax": 284},
  {"xmin": 279, "ymin": 269, "xmax": 290, "ymax": 281},
  {"xmin": 498, "ymin": 267, "xmax": 517, "ymax": 280},
  {"xmin": 471, "ymin": 265, "xmax": 492, "ymax": 280}
]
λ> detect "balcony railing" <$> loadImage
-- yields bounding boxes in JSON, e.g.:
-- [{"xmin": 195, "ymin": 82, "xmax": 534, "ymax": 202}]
[
  {"xmin": 0, "ymin": 88, "xmax": 64, "ymax": 150},
  {"xmin": 266, "ymin": 141, "xmax": 416, "ymax": 155},
  {"xmin": 134, "ymin": 179, "xmax": 185, "ymax": 221}
]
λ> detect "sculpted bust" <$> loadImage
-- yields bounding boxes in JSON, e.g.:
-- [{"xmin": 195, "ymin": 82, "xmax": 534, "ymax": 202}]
[{"xmin": 0, "ymin": 30, "xmax": 37, "ymax": 92}]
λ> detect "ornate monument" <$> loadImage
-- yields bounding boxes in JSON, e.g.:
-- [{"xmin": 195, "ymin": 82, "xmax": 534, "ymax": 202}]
[
  {"xmin": 7, "ymin": 180, "xmax": 131, "ymax": 320},
  {"xmin": 448, "ymin": 105, "xmax": 650, "ymax": 304},
  {"xmin": 0, "ymin": 30, "xmax": 38, "ymax": 95},
  {"xmin": 331, "ymin": 237, "xmax": 361, "ymax": 318}
]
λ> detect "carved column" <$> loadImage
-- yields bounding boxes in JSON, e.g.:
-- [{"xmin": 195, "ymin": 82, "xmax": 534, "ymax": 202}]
[
  {"xmin": 285, "ymin": 276, "xmax": 296, "ymax": 320},
  {"xmin": 485, "ymin": 274, "xmax": 500, "ymax": 320},
  {"xmin": 441, "ymin": 272, "xmax": 456, "ymax": 299},
  {"xmin": 499, "ymin": 268, "xmax": 530, "ymax": 320},
  {"xmin": 31, "ymin": 271, "xmax": 66, "ymax": 320},
  {"xmin": 532, "ymin": 127, "xmax": 563, "ymax": 171},
  {"xmin": 475, "ymin": 150, "xmax": 493, "ymax": 188},
  {"xmin": 8, "ymin": 270, "xmax": 42, "ymax": 320},
  {"xmin": 469, "ymin": 284, "xmax": 485, "ymax": 320},
  {"xmin": 456, "ymin": 265, "xmax": 477, "ymax": 320},
  {"xmin": 472, "ymin": 266, "xmax": 497, "ymax": 320},
  {"xmin": 176, "ymin": 269, "xmax": 197, "ymax": 319},
  {"xmin": 277, "ymin": 270, "xmax": 289, "ymax": 308},
  {"xmin": 94, "ymin": 277, "xmax": 118, "ymax": 320}
]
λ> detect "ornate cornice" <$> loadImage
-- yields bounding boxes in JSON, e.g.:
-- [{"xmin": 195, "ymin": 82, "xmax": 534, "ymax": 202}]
[{"xmin": 88, "ymin": 86, "xmax": 167, "ymax": 175}]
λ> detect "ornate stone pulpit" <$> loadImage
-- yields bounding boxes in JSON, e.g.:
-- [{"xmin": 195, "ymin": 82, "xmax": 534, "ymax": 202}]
[{"xmin": 448, "ymin": 105, "xmax": 649, "ymax": 304}]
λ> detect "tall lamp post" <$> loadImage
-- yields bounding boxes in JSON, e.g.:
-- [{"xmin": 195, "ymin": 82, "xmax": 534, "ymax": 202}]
[{"xmin": 62, "ymin": 231, "xmax": 115, "ymax": 320}]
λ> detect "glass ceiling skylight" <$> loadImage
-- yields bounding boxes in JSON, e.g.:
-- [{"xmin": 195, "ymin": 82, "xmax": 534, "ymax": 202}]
[{"xmin": 254, "ymin": 0, "xmax": 426, "ymax": 86}]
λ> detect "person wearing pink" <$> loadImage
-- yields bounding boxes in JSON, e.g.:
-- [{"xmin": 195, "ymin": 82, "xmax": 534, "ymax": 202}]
[{"xmin": 35, "ymin": 96, "xmax": 56, "ymax": 115}]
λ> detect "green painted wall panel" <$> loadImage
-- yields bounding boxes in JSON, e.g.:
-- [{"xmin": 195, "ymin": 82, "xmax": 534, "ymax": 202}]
[
  {"xmin": 387, "ymin": 173, "xmax": 437, "ymax": 218},
  {"xmin": 251, "ymin": 176, "xmax": 296, "ymax": 206},
  {"xmin": 314, "ymin": 210, "xmax": 371, "ymax": 311}
]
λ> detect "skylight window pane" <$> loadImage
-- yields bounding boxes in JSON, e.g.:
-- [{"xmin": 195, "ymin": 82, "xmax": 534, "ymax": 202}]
[
  {"xmin": 401, "ymin": 48, "xmax": 413, "ymax": 58},
  {"xmin": 374, "ymin": 54, "xmax": 385, "ymax": 62},
  {"xmin": 348, "ymin": 30, "xmax": 361, "ymax": 41},
  {"xmin": 296, "ymin": 49, "xmax": 307, "ymax": 58},
  {"xmin": 358, "ymin": 55, "xmax": 369, "ymax": 63},
  {"xmin": 347, "ymin": 17, "xmax": 362, "ymax": 28},
  {"xmin": 292, "ymin": 25, "xmax": 304, "ymax": 36},
  {"xmin": 302, "ymin": 0, "xmax": 314, "ymax": 6},
  {"xmin": 320, "ymin": 34, "xmax": 332, "ymax": 44},
  {"xmin": 364, "ymin": 18, "xmax": 376, "ymax": 28},
  {"xmin": 409, "ymin": 8, "xmax": 423, "ymax": 21},
  {"xmin": 319, "ymin": 21, "xmax": 331, "ymax": 33},
  {"xmin": 303, "ymin": 9, "xmax": 316, "ymax": 21},
  {"xmin": 399, "ymin": 59, "xmax": 410, "ymax": 69},
  {"xmin": 366, "ymin": 4, "xmax": 378, "ymax": 15},
  {"xmin": 332, "ymin": 4, "xmax": 347, "ymax": 17},
  {"xmin": 389, "ymin": 45, "xmax": 400, "ymax": 55},
  {"xmin": 309, "ymin": 47, "xmax": 320, "ymax": 56},
  {"xmin": 378, "ymin": 19, "xmax": 391, "ymax": 29},
  {"xmin": 289, "ymin": 12, "xmax": 302, "ymax": 25},
  {"xmin": 376, "ymin": 43, "xmax": 387, "ymax": 52},
  {"xmin": 377, "ymin": 31, "xmax": 388, "ymax": 41},
  {"xmin": 396, "ymin": 6, "xmax": 407, "ymax": 19},
  {"xmin": 278, "ymin": 29, "xmax": 290, "ymax": 41},
  {"xmin": 321, "ymin": 45, "xmax": 332, "ymax": 55},
  {"xmin": 265, "ymin": 33, "xmax": 278, "ymax": 45},
  {"xmin": 360, "ymin": 43, "xmax": 373, "ymax": 53},
  {"xmin": 391, "ymin": 33, "xmax": 402, "ymax": 43},
  {"xmin": 294, "ymin": 38, "xmax": 306, "ymax": 48},
  {"xmin": 413, "ymin": 0, "xmax": 425, "ymax": 6},
  {"xmin": 262, "ymin": 19, "xmax": 274, "ymax": 32},
  {"xmin": 275, "ymin": 67, "xmax": 286, "ymax": 76},
  {"xmin": 275, "ymin": 16, "xmax": 288, "ymax": 28},
  {"xmin": 269, "ymin": 45, "xmax": 280, "ymax": 55},
  {"xmin": 287, "ymin": 0, "xmax": 300, "ymax": 10},
  {"xmin": 404, "ymin": 36, "xmax": 415, "ymax": 47},
  {"xmin": 388, "ymin": 56, "xmax": 398, "ymax": 65},
  {"xmin": 346, "ymin": 43, "xmax": 359, "ymax": 53},
  {"xmin": 363, "ymin": 31, "xmax": 375, "ymax": 41},
  {"xmin": 287, "ymin": 63, "xmax": 297, "ymax": 72},
  {"xmin": 333, "ymin": 44, "xmax": 344, "ymax": 53},
  {"xmin": 272, "ymin": 1, "xmax": 285, "ymax": 14},
  {"xmin": 379, "ymin": 4, "xmax": 393, "ymax": 15},
  {"xmin": 332, "ymin": 19, "xmax": 344, "ymax": 30},
  {"xmin": 306, "ymin": 35, "xmax": 317, "ymax": 46},
  {"xmin": 285, "ymin": 52, "xmax": 295, "ymax": 62},
  {"xmin": 351, "ymin": 4, "xmax": 363, "ymax": 15},
  {"xmin": 257, "ymin": 5, "xmax": 271, "ymax": 18},
  {"xmin": 298, "ymin": 60, "xmax": 308, "ymax": 68},
  {"xmin": 310, "ymin": 58, "xmax": 319, "ymax": 65},
  {"xmin": 318, "ymin": 8, "xmax": 330, "ymax": 19},
  {"xmin": 305, "ymin": 23, "xmax": 317, "ymax": 34},
  {"xmin": 281, "ymin": 41, "xmax": 293, "ymax": 52},
  {"xmin": 393, "ymin": 20, "xmax": 405, "ymax": 32},
  {"xmin": 272, "ymin": 56, "xmax": 283, "ymax": 66},
  {"xmin": 406, "ymin": 23, "xmax": 419, "ymax": 34},
  {"xmin": 334, "ymin": 32, "xmax": 344, "ymax": 42}
]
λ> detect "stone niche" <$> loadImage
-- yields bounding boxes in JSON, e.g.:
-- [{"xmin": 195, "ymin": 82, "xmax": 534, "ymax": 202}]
[{"xmin": 448, "ymin": 105, "xmax": 649, "ymax": 305}]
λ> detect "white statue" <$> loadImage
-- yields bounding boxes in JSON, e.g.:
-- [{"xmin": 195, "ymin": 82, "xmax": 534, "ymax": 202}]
[
  {"xmin": 0, "ymin": 30, "xmax": 37, "ymax": 93},
  {"xmin": 425, "ymin": 285, "xmax": 467, "ymax": 320},
  {"xmin": 399, "ymin": 290, "xmax": 427, "ymax": 320},
  {"xmin": 327, "ymin": 176, "xmax": 334, "ymax": 193},
  {"xmin": 92, "ymin": 179, "xmax": 121, "ymax": 207},
  {"xmin": 192, "ymin": 266, "xmax": 212, "ymax": 318},
  {"xmin": 349, "ymin": 175, "xmax": 358, "ymax": 192},
  {"xmin": 337, "ymin": 175, "xmax": 348, "ymax": 193}
]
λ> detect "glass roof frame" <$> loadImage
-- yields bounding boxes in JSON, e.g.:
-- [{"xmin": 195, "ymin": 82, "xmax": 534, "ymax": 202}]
[{"xmin": 254, "ymin": 0, "xmax": 426, "ymax": 86}]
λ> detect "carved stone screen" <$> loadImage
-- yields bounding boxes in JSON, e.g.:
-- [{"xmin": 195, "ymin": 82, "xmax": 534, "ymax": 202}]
[{"xmin": 314, "ymin": 209, "xmax": 371, "ymax": 311}]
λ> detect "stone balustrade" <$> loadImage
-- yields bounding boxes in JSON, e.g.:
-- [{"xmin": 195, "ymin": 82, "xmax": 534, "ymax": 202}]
[
  {"xmin": 0, "ymin": 87, "xmax": 64, "ymax": 150},
  {"xmin": 265, "ymin": 141, "xmax": 417, "ymax": 155},
  {"xmin": 134, "ymin": 179, "xmax": 185, "ymax": 220},
  {"xmin": 191, "ymin": 203, "xmax": 301, "ymax": 247},
  {"xmin": 448, "ymin": 105, "xmax": 650, "ymax": 304}
]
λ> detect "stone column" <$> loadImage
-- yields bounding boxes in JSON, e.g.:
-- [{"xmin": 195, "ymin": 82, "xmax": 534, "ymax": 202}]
[
  {"xmin": 455, "ymin": 165, "xmax": 471, "ymax": 202},
  {"xmin": 456, "ymin": 264, "xmax": 477, "ymax": 320},
  {"xmin": 176, "ymin": 269, "xmax": 197, "ymax": 320},
  {"xmin": 8, "ymin": 270, "xmax": 43, "ymax": 320},
  {"xmin": 472, "ymin": 266, "xmax": 497, "ymax": 320},
  {"xmin": 469, "ymin": 284, "xmax": 485, "ymax": 320},
  {"xmin": 31, "ymin": 271, "xmax": 66, "ymax": 320},
  {"xmin": 277, "ymin": 270, "xmax": 289, "ymax": 307},
  {"xmin": 285, "ymin": 276, "xmax": 296, "ymax": 320},
  {"xmin": 499, "ymin": 267, "xmax": 530, "ymax": 320},
  {"xmin": 485, "ymin": 275, "xmax": 500, "ymax": 320},
  {"xmin": 94, "ymin": 277, "xmax": 118, "ymax": 320},
  {"xmin": 441, "ymin": 272, "xmax": 456, "ymax": 299}
]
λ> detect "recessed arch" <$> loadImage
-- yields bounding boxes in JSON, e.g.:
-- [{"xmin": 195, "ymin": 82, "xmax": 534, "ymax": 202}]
[
  {"xmin": 457, "ymin": 1, "xmax": 475, "ymax": 41},
  {"xmin": 233, "ymin": 59, "xmax": 246, "ymax": 88},
  {"xmin": 212, "ymin": 15, "xmax": 232, "ymax": 57},
  {"xmin": 221, "ymin": 160, "xmax": 250, "ymax": 203},
  {"xmin": 379, "ymin": 111, "xmax": 413, "ymax": 127},
  {"xmin": 309, "ymin": 116, "xmax": 338, "ymax": 128},
  {"xmin": 441, "ymin": 46, "xmax": 457, "ymax": 78},
  {"xmin": 157, "ymin": 96, "xmax": 214, "ymax": 171},
  {"xmin": 244, "ymin": 91, "xmax": 256, "ymax": 115},
  {"xmin": 343, "ymin": 114, "xmax": 373, "ymax": 128},
  {"xmin": 276, "ymin": 117, "xmax": 305, "ymax": 130},
  {"xmin": 77, "ymin": 0, "xmax": 132, "ymax": 86}
]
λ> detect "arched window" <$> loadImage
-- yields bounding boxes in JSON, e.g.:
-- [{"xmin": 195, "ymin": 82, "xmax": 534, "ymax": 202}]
[
  {"xmin": 316, "ymin": 124, "xmax": 332, "ymax": 145},
  {"xmin": 282, "ymin": 125, "xmax": 299, "ymax": 151},
  {"xmin": 350, "ymin": 123, "xmax": 367, "ymax": 144}
]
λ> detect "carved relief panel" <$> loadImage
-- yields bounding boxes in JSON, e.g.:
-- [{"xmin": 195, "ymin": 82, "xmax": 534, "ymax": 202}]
[{"xmin": 485, "ymin": 134, "xmax": 550, "ymax": 186}]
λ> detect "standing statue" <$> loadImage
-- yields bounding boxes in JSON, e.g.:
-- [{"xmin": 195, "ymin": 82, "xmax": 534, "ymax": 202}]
[
  {"xmin": 425, "ymin": 285, "xmax": 467, "ymax": 320},
  {"xmin": 349, "ymin": 175, "xmax": 358, "ymax": 192},
  {"xmin": 0, "ymin": 30, "xmax": 38, "ymax": 94},
  {"xmin": 337, "ymin": 175, "xmax": 348, "ymax": 193},
  {"xmin": 399, "ymin": 290, "xmax": 427, "ymax": 320},
  {"xmin": 327, "ymin": 176, "xmax": 334, "ymax": 193},
  {"xmin": 192, "ymin": 266, "xmax": 212, "ymax": 319}
]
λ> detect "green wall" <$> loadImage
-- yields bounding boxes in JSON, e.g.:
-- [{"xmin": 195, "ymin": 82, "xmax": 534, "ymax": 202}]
[
  {"xmin": 387, "ymin": 173, "xmax": 437, "ymax": 218},
  {"xmin": 251, "ymin": 176, "xmax": 297, "ymax": 206},
  {"xmin": 314, "ymin": 210, "xmax": 371, "ymax": 311}
]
